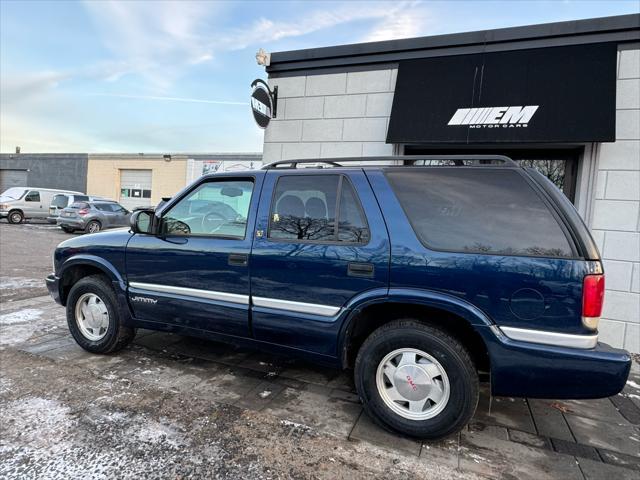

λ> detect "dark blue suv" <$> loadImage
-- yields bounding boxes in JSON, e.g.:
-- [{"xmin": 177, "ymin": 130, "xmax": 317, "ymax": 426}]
[{"xmin": 46, "ymin": 156, "xmax": 631, "ymax": 439}]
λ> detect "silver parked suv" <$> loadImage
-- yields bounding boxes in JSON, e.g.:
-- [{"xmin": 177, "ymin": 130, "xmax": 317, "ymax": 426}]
[{"xmin": 57, "ymin": 201, "xmax": 131, "ymax": 234}]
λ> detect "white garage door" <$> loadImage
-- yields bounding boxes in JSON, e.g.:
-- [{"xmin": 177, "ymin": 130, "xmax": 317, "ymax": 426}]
[
  {"xmin": 0, "ymin": 170, "xmax": 28, "ymax": 193},
  {"xmin": 120, "ymin": 169, "xmax": 152, "ymax": 210}
]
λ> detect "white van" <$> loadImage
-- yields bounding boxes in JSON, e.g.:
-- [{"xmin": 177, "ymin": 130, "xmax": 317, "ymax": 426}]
[
  {"xmin": 0, "ymin": 187, "xmax": 83, "ymax": 224},
  {"xmin": 47, "ymin": 193, "xmax": 113, "ymax": 224}
]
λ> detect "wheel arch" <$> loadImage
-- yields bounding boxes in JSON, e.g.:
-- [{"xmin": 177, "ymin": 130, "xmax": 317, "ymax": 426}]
[
  {"xmin": 339, "ymin": 289, "xmax": 492, "ymax": 372},
  {"xmin": 58, "ymin": 255, "xmax": 125, "ymax": 305}
]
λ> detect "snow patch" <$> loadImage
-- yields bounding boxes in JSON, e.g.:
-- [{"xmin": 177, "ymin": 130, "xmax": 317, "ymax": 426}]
[
  {"xmin": 0, "ymin": 277, "xmax": 43, "ymax": 291},
  {"xmin": 0, "ymin": 308, "xmax": 43, "ymax": 325},
  {"xmin": 626, "ymin": 380, "xmax": 640, "ymax": 390},
  {"xmin": 0, "ymin": 309, "xmax": 44, "ymax": 346}
]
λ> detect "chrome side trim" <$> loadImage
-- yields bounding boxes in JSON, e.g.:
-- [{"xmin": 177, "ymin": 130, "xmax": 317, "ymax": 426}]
[
  {"xmin": 252, "ymin": 296, "xmax": 341, "ymax": 317},
  {"xmin": 500, "ymin": 326, "xmax": 598, "ymax": 349},
  {"xmin": 129, "ymin": 282, "xmax": 249, "ymax": 305}
]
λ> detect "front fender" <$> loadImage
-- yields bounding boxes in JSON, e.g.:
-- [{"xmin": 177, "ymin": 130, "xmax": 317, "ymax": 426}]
[{"xmin": 59, "ymin": 254, "xmax": 127, "ymax": 291}]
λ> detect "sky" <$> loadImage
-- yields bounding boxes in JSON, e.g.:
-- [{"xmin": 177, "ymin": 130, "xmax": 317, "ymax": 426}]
[{"xmin": 0, "ymin": 0, "xmax": 638, "ymax": 153}]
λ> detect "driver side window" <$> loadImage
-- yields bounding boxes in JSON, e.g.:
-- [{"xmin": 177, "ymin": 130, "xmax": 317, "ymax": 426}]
[{"xmin": 161, "ymin": 179, "xmax": 254, "ymax": 238}]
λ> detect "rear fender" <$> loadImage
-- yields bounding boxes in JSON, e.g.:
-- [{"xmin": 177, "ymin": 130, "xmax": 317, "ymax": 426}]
[{"xmin": 338, "ymin": 287, "xmax": 494, "ymax": 358}]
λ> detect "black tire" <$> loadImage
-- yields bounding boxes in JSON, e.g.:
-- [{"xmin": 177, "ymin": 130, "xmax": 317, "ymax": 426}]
[
  {"xmin": 8, "ymin": 210, "xmax": 24, "ymax": 224},
  {"xmin": 85, "ymin": 220, "xmax": 101, "ymax": 234},
  {"xmin": 354, "ymin": 320, "xmax": 479, "ymax": 440},
  {"xmin": 61, "ymin": 226, "xmax": 75, "ymax": 233},
  {"xmin": 66, "ymin": 275, "xmax": 136, "ymax": 354}
]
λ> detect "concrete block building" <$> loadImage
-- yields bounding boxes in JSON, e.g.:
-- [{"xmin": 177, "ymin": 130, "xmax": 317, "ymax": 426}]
[{"xmin": 261, "ymin": 15, "xmax": 640, "ymax": 351}]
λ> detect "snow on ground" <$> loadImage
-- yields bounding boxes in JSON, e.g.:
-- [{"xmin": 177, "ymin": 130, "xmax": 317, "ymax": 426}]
[
  {"xmin": 0, "ymin": 308, "xmax": 44, "ymax": 346},
  {"xmin": 0, "ymin": 277, "xmax": 44, "ymax": 291}
]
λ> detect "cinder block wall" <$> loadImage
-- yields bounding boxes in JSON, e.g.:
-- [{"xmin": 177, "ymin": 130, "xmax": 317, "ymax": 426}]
[
  {"xmin": 591, "ymin": 43, "xmax": 640, "ymax": 352},
  {"xmin": 263, "ymin": 68, "xmax": 398, "ymax": 163},
  {"xmin": 86, "ymin": 155, "xmax": 187, "ymax": 205}
]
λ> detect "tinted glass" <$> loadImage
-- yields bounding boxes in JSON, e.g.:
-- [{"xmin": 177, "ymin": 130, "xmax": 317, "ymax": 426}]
[
  {"xmin": 51, "ymin": 195, "xmax": 69, "ymax": 208},
  {"xmin": 93, "ymin": 203, "xmax": 111, "ymax": 211},
  {"xmin": 386, "ymin": 168, "xmax": 573, "ymax": 257},
  {"xmin": 338, "ymin": 181, "xmax": 370, "ymax": 243},
  {"xmin": 69, "ymin": 202, "xmax": 89, "ymax": 209},
  {"xmin": 269, "ymin": 175, "xmax": 369, "ymax": 244},
  {"xmin": 25, "ymin": 191, "xmax": 40, "ymax": 202},
  {"xmin": 270, "ymin": 175, "xmax": 338, "ymax": 241},
  {"xmin": 162, "ymin": 180, "xmax": 253, "ymax": 237},
  {"xmin": 75, "ymin": 195, "xmax": 89, "ymax": 202}
]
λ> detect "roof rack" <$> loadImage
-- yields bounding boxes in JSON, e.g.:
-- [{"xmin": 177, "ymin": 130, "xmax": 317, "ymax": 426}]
[{"xmin": 261, "ymin": 155, "xmax": 518, "ymax": 170}]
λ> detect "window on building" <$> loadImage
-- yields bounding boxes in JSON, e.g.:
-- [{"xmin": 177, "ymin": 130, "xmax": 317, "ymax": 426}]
[
  {"xmin": 403, "ymin": 147, "xmax": 580, "ymax": 202},
  {"xmin": 269, "ymin": 175, "xmax": 370, "ymax": 243},
  {"xmin": 386, "ymin": 168, "xmax": 574, "ymax": 258}
]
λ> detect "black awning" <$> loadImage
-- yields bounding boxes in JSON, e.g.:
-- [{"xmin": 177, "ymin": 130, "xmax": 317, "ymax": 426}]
[{"xmin": 386, "ymin": 43, "xmax": 617, "ymax": 144}]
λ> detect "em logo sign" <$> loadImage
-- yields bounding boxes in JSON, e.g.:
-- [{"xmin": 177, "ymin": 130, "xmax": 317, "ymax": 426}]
[{"xmin": 448, "ymin": 105, "xmax": 539, "ymax": 128}]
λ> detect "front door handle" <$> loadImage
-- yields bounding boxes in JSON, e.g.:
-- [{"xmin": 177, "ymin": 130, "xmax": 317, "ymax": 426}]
[
  {"xmin": 348, "ymin": 262, "xmax": 374, "ymax": 278},
  {"xmin": 228, "ymin": 253, "xmax": 248, "ymax": 267}
]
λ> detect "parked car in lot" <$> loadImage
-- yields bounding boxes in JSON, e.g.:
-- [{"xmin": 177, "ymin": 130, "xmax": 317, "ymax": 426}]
[
  {"xmin": 47, "ymin": 193, "xmax": 113, "ymax": 224},
  {"xmin": 56, "ymin": 200, "xmax": 131, "ymax": 234},
  {"xmin": 46, "ymin": 156, "xmax": 631, "ymax": 440},
  {"xmin": 0, "ymin": 187, "xmax": 83, "ymax": 223}
]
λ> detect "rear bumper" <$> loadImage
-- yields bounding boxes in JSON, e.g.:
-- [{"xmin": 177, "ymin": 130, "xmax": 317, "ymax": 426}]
[
  {"xmin": 478, "ymin": 326, "xmax": 631, "ymax": 399},
  {"xmin": 46, "ymin": 216, "xmax": 59, "ymax": 224},
  {"xmin": 46, "ymin": 273, "xmax": 62, "ymax": 305},
  {"xmin": 57, "ymin": 218, "xmax": 86, "ymax": 228}
]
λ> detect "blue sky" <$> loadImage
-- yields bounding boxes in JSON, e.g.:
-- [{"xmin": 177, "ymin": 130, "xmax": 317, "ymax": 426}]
[{"xmin": 1, "ymin": 0, "xmax": 637, "ymax": 153}]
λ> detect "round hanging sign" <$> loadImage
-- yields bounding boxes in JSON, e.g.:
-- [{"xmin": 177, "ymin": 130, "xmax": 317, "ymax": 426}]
[{"xmin": 250, "ymin": 79, "xmax": 276, "ymax": 129}]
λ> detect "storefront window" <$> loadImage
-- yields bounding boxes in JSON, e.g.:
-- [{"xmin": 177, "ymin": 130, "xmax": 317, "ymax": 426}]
[{"xmin": 403, "ymin": 147, "xmax": 580, "ymax": 203}]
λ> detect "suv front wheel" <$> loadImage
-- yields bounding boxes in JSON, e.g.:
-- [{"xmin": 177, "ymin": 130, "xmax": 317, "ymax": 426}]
[
  {"xmin": 66, "ymin": 275, "xmax": 135, "ymax": 353},
  {"xmin": 354, "ymin": 320, "xmax": 478, "ymax": 439}
]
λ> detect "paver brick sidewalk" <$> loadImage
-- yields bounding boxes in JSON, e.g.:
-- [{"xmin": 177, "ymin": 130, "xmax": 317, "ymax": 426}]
[{"xmin": 4, "ymin": 296, "xmax": 640, "ymax": 479}]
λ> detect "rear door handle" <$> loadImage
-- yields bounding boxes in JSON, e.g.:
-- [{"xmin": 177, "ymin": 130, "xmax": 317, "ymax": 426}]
[
  {"xmin": 228, "ymin": 253, "xmax": 248, "ymax": 267},
  {"xmin": 348, "ymin": 262, "xmax": 374, "ymax": 278}
]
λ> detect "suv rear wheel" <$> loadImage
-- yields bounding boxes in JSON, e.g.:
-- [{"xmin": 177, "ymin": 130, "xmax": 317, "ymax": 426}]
[
  {"xmin": 66, "ymin": 275, "xmax": 135, "ymax": 353},
  {"xmin": 85, "ymin": 220, "xmax": 101, "ymax": 234},
  {"xmin": 354, "ymin": 320, "xmax": 478, "ymax": 439}
]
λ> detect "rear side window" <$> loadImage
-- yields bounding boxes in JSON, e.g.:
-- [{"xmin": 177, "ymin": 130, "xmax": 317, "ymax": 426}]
[
  {"xmin": 75, "ymin": 195, "xmax": 89, "ymax": 202},
  {"xmin": 386, "ymin": 168, "xmax": 574, "ymax": 258},
  {"xmin": 93, "ymin": 203, "xmax": 111, "ymax": 211},
  {"xmin": 51, "ymin": 194, "xmax": 69, "ymax": 208},
  {"xmin": 269, "ymin": 175, "xmax": 370, "ymax": 243}
]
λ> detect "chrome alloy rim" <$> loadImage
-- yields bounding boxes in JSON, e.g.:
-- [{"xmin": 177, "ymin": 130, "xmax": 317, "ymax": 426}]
[
  {"xmin": 75, "ymin": 293, "xmax": 109, "ymax": 341},
  {"xmin": 88, "ymin": 222, "xmax": 100, "ymax": 233},
  {"xmin": 376, "ymin": 348, "xmax": 450, "ymax": 421}
]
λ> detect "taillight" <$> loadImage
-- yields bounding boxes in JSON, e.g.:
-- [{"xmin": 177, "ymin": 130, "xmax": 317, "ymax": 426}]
[
  {"xmin": 582, "ymin": 274, "xmax": 604, "ymax": 330},
  {"xmin": 78, "ymin": 208, "xmax": 89, "ymax": 216}
]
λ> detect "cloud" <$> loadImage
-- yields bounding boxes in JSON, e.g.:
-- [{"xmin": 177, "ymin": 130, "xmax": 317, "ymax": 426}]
[
  {"xmin": 81, "ymin": 0, "xmax": 221, "ymax": 89},
  {"xmin": 362, "ymin": 3, "xmax": 432, "ymax": 42},
  {"xmin": 87, "ymin": 93, "xmax": 248, "ymax": 106}
]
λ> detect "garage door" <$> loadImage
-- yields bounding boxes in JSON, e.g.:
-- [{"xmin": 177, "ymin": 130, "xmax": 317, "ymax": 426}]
[
  {"xmin": 120, "ymin": 169, "xmax": 152, "ymax": 210},
  {"xmin": 0, "ymin": 169, "xmax": 28, "ymax": 193}
]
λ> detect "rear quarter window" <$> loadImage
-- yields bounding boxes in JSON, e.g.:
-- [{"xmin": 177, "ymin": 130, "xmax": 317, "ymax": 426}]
[{"xmin": 386, "ymin": 168, "xmax": 575, "ymax": 258}]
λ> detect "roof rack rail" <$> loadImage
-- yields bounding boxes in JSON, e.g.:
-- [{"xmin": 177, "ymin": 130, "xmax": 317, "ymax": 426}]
[{"xmin": 261, "ymin": 155, "xmax": 518, "ymax": 169}]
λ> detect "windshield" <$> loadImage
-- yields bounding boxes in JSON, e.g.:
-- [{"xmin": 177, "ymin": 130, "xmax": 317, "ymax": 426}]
[{"xmin": 0, "ymin": 187, "xmax": 27, "ymax": 200}]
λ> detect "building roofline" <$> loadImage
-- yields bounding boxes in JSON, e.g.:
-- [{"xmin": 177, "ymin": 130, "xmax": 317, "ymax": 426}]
[{"xmin": 267, "ymin": 14, "xmax": 640, "ymax": 75}]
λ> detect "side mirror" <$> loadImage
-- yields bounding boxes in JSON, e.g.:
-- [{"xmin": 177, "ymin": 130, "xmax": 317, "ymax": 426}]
[{"xmin": 130, "ymin": 209, "xmax": 154, "ymax": 234}]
